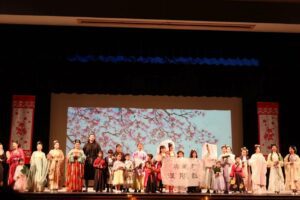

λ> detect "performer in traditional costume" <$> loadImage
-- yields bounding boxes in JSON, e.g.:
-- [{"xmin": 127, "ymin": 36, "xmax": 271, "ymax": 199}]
[
  {"xmin": 144, "ymin": 160, "xmax": 156, "ymax": 193},
  {"xmin": 93, "ymin": 151, "xmax": 106, "ymax": 192},
  {"xmin": 165, "ymin": 142, "xmax": 175, "ymax": 192},
  {"xmin": 66, "ymin": 139, "xmax": 86, "ymax": 192},
  {"xmin": 124, "ymin": 153, "xmax": 134, "ymax": 192},
  {"xmin": 240, "ymin": 147, "xmax": 251, "ymax": 192},
  {"xmin": 27, "ymin": 141, "xmax": 49, "ymax": 192},
  {"xmin": 6, "ymin": 141, "xmax": 25, "ymax": 186},
  {"xmin": 284, "ymin": 145, "xmax": 300, "ymax": 194},
  {"xmin": 104, "ymin": 149, "xmax": 115, "ymax": 192},
  {"xmin": 202, "ymin": 143, "xmax": 217, "ymax": 193},
  {"xmin": 175, "ymin": 150, "xmax": 186, "ymax": 193},
  {"xmin": 83, "ymin": 134, "xmax": 101, "ymax": 192},
  {"xmin": 13, "ymin": 158, "xmax": 28, "ymax": 192},
  {"xmin": 249, "ymin": 144, "xmax": 267, "ymax": 194},
  {"xmin": 47, "ymin": 140, "xmax": 64, "ymax": 192},
  {"xmin": 132, "ymin": 143, "xmax": 147, "ymax": 193},
  {"xmin": 229, "ymin": 156, "xmax": 245, "ymax": 193},
  {"xmin": 187, "ymin": 150, "xmax": 199, "ymax": 193},
  {"xmin": 112, "ymin": 153, "xmax": 125, "ymax": 193},
  {"xmin": 267, "ymin": 144, "xmax": 284, "ymax": 194},
  {"xmin": 219, "ymin": 145, "xmax": 234, "ymax": 193},
  {"xmin": 114, "ymin": 144, "xmax": 125, "ymax": 161},
  {"xmin": 155, "ymin": 145, "xmax": 166, "ymax": 193},
  {"xmin": 213, "ymin": 160, "xmax": 225, "ymax": 193}
]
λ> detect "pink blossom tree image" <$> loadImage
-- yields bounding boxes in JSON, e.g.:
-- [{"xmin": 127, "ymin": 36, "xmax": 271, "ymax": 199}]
[{"xmin": 66, "ymin": 108, "xmax": 231, "ymax": 155}]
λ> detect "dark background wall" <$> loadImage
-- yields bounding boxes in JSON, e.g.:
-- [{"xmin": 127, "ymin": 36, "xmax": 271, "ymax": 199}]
[{"xmin": 0, "ymin": 25, "xmax": 299, "ymax": 155}]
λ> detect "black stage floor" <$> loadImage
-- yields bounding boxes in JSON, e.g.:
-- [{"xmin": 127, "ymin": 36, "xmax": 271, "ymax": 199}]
[{"xmin": 3, "ymin": 192, "xmax": 300, "ymax": 200}]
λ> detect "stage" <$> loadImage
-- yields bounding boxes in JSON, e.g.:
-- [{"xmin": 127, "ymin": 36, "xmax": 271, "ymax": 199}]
[{"xmin": 4, "ymin": 191, "xmax": 300, "ymax": 200}]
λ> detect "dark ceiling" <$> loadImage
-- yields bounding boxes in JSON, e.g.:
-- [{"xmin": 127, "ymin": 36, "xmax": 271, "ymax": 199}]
[{"xmin": 1, "ymin": 0, "xmax": 300, "ymax": 24}]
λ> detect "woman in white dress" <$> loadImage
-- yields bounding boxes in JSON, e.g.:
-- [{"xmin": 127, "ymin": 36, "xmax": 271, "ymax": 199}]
[
  {"xmin": 27, "ymin": 141, "xmax": 49, "ymax": 192},
  {"xmin": 202, "ymin": 143, "xmax": 217, "ymax": 193},
  {"xmin": 267, "ymin": 144, "xmax": 284, "ymax": 194},
  {"xmin": 249, "ymin": 144, "xmax": 267, "ymax": 194},
  {"xmin": 284, "ymin": 145, "xmax": 300, "ymax": 194}
]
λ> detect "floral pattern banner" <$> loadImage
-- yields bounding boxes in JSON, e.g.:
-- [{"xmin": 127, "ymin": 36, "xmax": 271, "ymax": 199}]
[
  {"xmin": 10, "ymin": 95, "xmax": 35, "ymax": 164},
  {"xmin": 257, "ymin": 102, "xmax": 279, "ymax": 155},
  {"xmin": 67, "ymin": 108, "xmax": 232, "ymax": 156}
]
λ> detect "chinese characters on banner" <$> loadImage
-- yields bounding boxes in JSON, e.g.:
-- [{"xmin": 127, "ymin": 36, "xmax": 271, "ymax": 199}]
[
  {"xmin": 161, "ymin": 157, "xmax": 203, "ymax": 187},
  {"xmin": 257, "ymin": 102, "xmax": 279, "ymax": 156},
  {"xmin": 10, "ymin": 95, "xmax": 35, "ymax": 164}
]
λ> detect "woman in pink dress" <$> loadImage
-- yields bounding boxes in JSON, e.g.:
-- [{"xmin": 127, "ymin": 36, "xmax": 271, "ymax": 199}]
[{"xmin": 6, "ymin": 141, "xmax": 25, "ymax": 186}]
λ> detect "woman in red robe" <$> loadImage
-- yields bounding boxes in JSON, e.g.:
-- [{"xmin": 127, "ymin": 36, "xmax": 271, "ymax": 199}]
[
  {"xmin": 6, "ymin": 141, "xmax": 25, "ymax": 186},
  {"xmin": 66, "ymin": 139, "xmax": 86, "ymax": 192}
]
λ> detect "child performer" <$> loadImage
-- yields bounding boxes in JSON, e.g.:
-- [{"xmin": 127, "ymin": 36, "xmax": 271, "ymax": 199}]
[
  {"xmin": 155, "ymin": 145, "xmax": 166, "ymax": 193},
  {"xmin": 240, "ymin": 147, "xmax": 251, "ymax": 192},
  {"xmin": 144, "ymin": 160, "xmax": 156, "ymax": 193},
  {"xmin": 112, "ymin": 153, "xmax": 125, "ymax": 193},
  {"xmin": 213, "ymin": 160, "xmax": 225, "ymax": 193},
  {"xmin": 175, "ymin": 150, "xmax": 186, "ymax": 193},
  {"xmin": 93, "ymin": 151, "xmax": 106, "ymax": 192},
  {"xmin": 13, "ymin": 158, "xmax": 28, "ymax": 192},
  {"xmin": 187, "ymin": 149, "xmax": 199, "ymax": 193},
  {"xmin": 166, "ymin": 143, "xmax": 175, "ymax": 193},
  {"xmin": 132, "ymin": 143, "xmax": 147, "ymax": 193},
  {"xmin": 124, "ymin": 153, "xmax": 134, "ymax": 192},
  {"xmin": 104, "ymin": 149, "xmax": 114, "ymax": 192},
  {"xmin": 230, "ymin": 156, "xmax": 245, "ymax": 193},
  {"xmin": 203, "ymin": 143, "xmax": 217, "ymax": 194},
  {"xmin": 219, "ymin": 145, "xmax": 234, "ymax": 194}
]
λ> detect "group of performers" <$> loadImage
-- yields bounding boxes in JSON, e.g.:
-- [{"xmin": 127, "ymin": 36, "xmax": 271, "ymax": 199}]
[{"xmin": 0, "ymin": 136, "xmax": 300, "ymax": 195}]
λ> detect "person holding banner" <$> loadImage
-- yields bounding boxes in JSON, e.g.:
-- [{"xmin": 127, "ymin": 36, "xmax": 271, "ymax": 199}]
[
  {"xmin": 6, "ymin": 141, "xmax": 25, "ymax": 186},
  {"xmin": 166, "ymin": 142, "xmax": 175, "ymax": 192},
  {"xmin": 175, "ymin": 150, "xmax": 186, "ymax": 193},
  {"xmin": 187, "ymin": 150, "xmax": 199, "ymax": 193}
]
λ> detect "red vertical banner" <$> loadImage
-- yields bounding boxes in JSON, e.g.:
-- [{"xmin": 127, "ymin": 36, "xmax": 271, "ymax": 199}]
[
  {"xmin": 257, "ymin": 102, "xmax": 279, "ymax": 156},
  {"xmin": 10, "ymin": 95, "xmax": 35, "ymax": 164}
]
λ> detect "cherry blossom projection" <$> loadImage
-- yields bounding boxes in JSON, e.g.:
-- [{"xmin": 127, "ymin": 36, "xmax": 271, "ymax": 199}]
[{"xmin": 66, "ymin": 108, "xmax": 232, "ymax": 156}]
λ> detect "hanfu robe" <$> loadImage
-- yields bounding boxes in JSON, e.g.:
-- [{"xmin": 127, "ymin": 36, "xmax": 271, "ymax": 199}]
[{"xmin": 27, "ymin": 151, "xmax": 49, "ymax": 192}]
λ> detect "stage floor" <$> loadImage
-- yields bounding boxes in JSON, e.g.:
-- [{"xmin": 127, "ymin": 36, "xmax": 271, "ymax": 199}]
[{"xmin": 3, "ymin": 189, "xmax": 300, "ymax": 200}]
